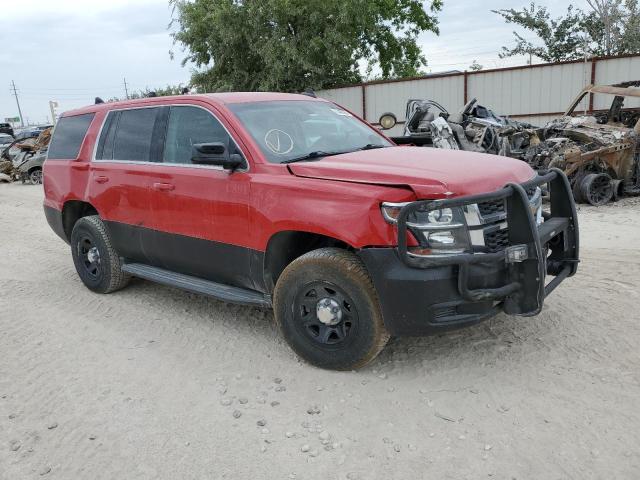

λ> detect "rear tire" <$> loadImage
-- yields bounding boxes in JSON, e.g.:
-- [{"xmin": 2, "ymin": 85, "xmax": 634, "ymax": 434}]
[
  {"xmin": 274, "ymin": 248, "xmax": 389, "ymax": 370},
  {"xmin": 70, "ymin": 215, "xmax": 130, "ymax": 294}
]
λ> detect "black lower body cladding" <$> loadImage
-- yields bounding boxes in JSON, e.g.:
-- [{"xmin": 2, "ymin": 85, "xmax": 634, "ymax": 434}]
[
  {"xmin": 359, "ymin": 248, "xmax": 502, "ymax": 336},
  {"xmin": 44, "ymin": 205, "xmax": 68, "ymax": 243}
]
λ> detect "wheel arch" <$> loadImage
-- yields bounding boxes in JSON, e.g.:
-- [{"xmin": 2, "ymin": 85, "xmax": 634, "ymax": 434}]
[
  {"xmin": 61, "ymin": 200, "xmax": 99, "ymax": 242},
  {"xmin": 263, "ymin": 230, "xmax": 353, "ymax": 293}
]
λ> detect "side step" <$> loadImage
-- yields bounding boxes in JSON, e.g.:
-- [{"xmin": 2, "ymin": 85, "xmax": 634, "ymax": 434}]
[{"xmin": 121, "ymin": 263, "xmax": 271, "ymax": 308}]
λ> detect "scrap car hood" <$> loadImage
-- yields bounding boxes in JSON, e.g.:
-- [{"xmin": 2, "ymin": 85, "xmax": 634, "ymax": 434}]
[{"xmin": 288, "ymin": 146, "xmax": 535, "ymax": 198}]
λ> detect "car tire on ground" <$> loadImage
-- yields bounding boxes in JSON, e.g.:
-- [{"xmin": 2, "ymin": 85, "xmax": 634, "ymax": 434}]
[
  {"xmin": 70, "ymin": 215, "xmax": 130, "ymax": 294},
  {"xmin": 29, "ymin": 168, "xmax": 42, "ymax": 185},
  {"xmin": 274, "ymin": 248, "xmax": 389, "ymax": 370}
]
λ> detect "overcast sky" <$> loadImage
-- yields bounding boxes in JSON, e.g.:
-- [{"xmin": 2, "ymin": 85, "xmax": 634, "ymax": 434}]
[{"xmin": 0, "ymin": 0, "xmax": 590, "ymax": 125}]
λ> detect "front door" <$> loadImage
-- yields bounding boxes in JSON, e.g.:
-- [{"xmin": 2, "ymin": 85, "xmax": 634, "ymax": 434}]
[{"xmin": 145, "ymin": 104, "xmax": 255, "ymax": 290}]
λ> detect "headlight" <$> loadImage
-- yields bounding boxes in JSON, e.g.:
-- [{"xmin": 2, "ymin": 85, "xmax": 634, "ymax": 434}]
[{"xmin": 381, "ymin": 202, "xmax": 471, "ymax": 255}]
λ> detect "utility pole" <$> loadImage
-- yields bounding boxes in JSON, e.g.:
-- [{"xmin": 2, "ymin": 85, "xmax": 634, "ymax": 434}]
[
  {"xmin": 123, "ymin": 77, "xmax": 130, "ymax": 100},
  {"xmin": 49, "ymin": 101, "xmax": 59, "ymax": 126},
  {"xmin": 10, "ymin": 80, "xmax": 25, "ymax": 127}
]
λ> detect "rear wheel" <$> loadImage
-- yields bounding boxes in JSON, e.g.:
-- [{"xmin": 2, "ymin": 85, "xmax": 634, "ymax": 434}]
[
  {"xmin": 70, "ymin": 215, "xmax": 130, "ymax": 293},
  {"xmin": 274, "ymin": 248, "xmax": 389, "ymax": 370}
]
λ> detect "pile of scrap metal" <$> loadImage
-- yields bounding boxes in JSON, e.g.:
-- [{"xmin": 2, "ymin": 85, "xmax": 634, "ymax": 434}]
[
  {"xmin": 379, "ymin": 98, "xmax": 532, "ymax": 153},
  {"xmin": 379, "ymin": 81, "xmax": 640, "ymax": 206},
  {"xmin": 0, "ymin": 127, "xmax": 52, "ymax": 184}
]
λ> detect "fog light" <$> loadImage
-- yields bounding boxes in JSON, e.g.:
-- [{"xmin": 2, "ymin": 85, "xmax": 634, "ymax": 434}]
[{"xmin": 505, "ymin": 244, "xmax": 528, "ymax": 263}]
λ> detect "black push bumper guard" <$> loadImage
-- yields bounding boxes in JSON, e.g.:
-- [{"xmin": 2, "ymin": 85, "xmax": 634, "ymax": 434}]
[{"xmin": 395, "ymin": 168, "xmax": 579, "ymax": 316}]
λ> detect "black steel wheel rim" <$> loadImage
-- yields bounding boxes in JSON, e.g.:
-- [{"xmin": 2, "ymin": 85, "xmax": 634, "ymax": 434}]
[
  {"xmin": 78, "ymin": 235, "xmax": 102, "ymax": 279},
  {"xmin": 294, "ymin": 282, "xmax": 358, "ymax": 346}
]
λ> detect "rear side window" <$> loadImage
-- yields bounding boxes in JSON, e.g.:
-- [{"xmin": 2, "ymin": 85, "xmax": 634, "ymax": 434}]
[
  {"xmin": 112, "ymin": 108, "xmax": 160, "ymax": 162},
  {"xmin": 47, "ymin": 113, "xmax": 94, "ymax": 159}
]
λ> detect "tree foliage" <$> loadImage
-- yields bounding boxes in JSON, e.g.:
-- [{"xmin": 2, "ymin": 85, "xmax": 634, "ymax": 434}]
[
  {"xmin": 469, "ymin": 59, "xmax": 483, "ymax": 71},
  {"xmin": 107, "ymin": 84, "xmax": 189, "ymax": 102},
  {"xmin": 169, "ymin": 0, "xmax": 442, "ymax": 92},
  {"xmin": 494, "ymin": 1, "xmax": 640, "ymax": 62}
]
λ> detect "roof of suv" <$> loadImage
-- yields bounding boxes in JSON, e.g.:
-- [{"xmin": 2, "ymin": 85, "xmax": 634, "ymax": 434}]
[{"xmin": 62, "ymin": 92, "xmax": 324, "ymax": 117}]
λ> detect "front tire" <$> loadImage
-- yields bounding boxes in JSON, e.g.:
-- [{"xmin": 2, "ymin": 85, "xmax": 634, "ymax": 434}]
[
  {"xmin": 70, "ymin": 215, "xmax": 130, "ymax": 294},
  {"xmin": 274, "ymin": 248, "xmax": 389, "ymax": 370}
]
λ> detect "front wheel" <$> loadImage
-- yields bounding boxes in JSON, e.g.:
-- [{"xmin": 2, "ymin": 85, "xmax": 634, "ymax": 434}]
[{"xmin": 273, "ymin": 248, "xmax": 389, "ymax": 370}]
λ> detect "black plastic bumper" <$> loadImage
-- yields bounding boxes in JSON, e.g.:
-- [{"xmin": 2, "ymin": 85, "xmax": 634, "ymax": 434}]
[
  {"xmin": 44, "ymin": 205, "xmax": 68, "ymax": 244},
  {"xmin": 359, "ymin": 169, "xmax": 579, "ymax": 336}
]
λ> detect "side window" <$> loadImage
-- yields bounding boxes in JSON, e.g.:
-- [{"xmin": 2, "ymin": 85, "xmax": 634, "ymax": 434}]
[
  {"xmin": 112, "ymin": 107, "xmax": 160, "ymax": 162},
  {"xmin": 95, "ymin": 111, "xmax": 120, "ymax": 160},
  {"xmin": 47, "ymin": 113, "xmax": 95, "ymax": 159},
  {"xmin": 163, "ymin": 106, "xmax": 231, "ymax": 164}
]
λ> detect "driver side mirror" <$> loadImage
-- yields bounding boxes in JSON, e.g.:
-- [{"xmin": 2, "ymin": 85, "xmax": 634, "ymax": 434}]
[{"xmin": 191, "ymin": 142, "xmax": 245, "ymax": 170}]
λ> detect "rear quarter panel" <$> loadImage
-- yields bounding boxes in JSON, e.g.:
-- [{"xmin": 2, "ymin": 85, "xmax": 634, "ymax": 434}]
[{"xmin": 43, "ymin": 111, "xmax": 105, "ymax": 211}]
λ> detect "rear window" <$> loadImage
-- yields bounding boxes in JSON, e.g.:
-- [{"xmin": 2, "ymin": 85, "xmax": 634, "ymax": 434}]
[{"xmin": 47, "ymin": 113, "xmax": 94, "ymax": 159}]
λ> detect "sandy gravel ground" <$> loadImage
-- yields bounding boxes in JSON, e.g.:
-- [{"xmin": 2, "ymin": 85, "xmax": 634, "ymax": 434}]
[{"xmin": 1, "ymin": 182, "xmax": 639, "ymax": 480}]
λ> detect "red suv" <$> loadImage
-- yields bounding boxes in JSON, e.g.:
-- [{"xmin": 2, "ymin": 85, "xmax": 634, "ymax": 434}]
[{"xmin": 43, "ymin": 93, "xmax": 579, "ymax": 370}]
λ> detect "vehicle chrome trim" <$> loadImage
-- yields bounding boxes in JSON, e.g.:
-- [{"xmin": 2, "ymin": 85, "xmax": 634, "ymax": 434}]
[{"xmin": 90, "ymin": 103, "xmax": 250, "ymax": 173}]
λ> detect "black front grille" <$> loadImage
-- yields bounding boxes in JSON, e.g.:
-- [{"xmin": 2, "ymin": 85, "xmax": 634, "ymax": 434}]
[
  {"xmin": 478, "ymin": 199, "xmax": 506, "ymax": 217},
  {"xmin": 484, "ymin": 228, "xmax": 509, "ymax": 253}
]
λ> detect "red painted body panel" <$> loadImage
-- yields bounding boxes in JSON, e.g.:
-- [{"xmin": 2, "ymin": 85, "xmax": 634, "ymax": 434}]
[
  {"xmin": 43, "ymin": 93, "xmax": 535, "ymax": 254},
  {"xmin": 288, "ymin": 147, "xmax": 535, "ymax": 198}
]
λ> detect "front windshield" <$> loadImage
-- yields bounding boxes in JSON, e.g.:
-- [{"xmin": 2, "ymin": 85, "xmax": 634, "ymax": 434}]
[{"xmin": 229, "ymin": 100, "xmax": 391, "ymax": 163}]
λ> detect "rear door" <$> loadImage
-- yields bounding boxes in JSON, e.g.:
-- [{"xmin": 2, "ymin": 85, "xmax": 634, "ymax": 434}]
[
  {"xmin": 145, "ymin": 103, "xmax": 254, "ymax": 289},
  {"xmin": 89, "ymin": 106, "xmax": 167, "ymax": 263}
]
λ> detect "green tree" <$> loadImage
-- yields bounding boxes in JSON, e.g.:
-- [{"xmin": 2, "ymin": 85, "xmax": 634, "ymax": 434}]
[
  {"xmin": 494, "ymin": 1, "xmax": 640, "ymax": 63},
  {"xmin": 493, "ymin": 4, "xmax": 589, "ymax": 62},
  {"xmin": 169, "ymin": 0, "xmax": 442, "ymax": 92},
  {"xmin": 469, "ymin": 59, "xmax": 483, "ymax": 71},
  {"xmin": 107, "ymin": 84, "xmax": 189, "ymax": 102}
]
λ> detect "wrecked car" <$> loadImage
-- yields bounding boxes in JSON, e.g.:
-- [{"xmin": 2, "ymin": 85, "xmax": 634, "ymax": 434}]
[
  {"xmin": 379, "ymin": 98, "xmax": 531, "ymax": 153},
  {"xmin": 0, "ymin": 127, "xmax": 52, "ymax": 184},
  {"xmin": 379, "ymin": 82, "xmax": 640, "ymax": 206},
  {"xmin": 500, "ymin": 82, "xmax": 640, "ymax": 206}
]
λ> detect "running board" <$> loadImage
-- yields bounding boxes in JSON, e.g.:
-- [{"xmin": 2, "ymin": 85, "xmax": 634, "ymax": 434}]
[{"xmin": 121, "ymin": 263, "xmax": 271, "ymax": 308}]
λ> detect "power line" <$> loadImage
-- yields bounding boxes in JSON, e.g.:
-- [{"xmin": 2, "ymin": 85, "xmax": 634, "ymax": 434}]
[{"xmin": 10, "ymin": 80, "xmax": 25, "ymax": 128}]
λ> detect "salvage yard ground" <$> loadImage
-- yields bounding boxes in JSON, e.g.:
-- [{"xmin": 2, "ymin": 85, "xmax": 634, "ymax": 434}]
[{"xmin": 1, "ymin": 182, "xmax": 639, "ymax": 479}]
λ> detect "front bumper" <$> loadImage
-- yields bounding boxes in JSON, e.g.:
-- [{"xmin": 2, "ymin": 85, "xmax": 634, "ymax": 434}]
[{"xmin": 358, "ymin": 169, "xmax": 579, "ymax": 336}]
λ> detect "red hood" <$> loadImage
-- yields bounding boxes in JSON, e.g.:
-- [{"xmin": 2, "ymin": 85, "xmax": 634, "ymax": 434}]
[{"xmin": 288, "ymin": 147, "xmax": 535, "ymax": 198}]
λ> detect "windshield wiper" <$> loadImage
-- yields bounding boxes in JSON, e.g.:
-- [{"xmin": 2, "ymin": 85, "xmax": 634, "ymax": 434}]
[
  {"xmin": 281, "ymin": 150, "xmax": 345, "ymax": 164},
  {"xmin": 355, "ymin": 143, "xmax": 387, "ymax": 151}
]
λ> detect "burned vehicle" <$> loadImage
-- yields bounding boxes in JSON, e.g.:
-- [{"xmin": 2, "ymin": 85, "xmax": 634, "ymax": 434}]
[
  {"xmin": 379, "ymin": 82, "xmax": 640, "ymax": 206},
  {"xmin": 500, "ymin": 82, "xmax": 640, "ymax": 206}
]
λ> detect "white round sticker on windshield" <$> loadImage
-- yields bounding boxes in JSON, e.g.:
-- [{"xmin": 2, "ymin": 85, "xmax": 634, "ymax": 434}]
[{"xmin": 264, "ymin": 129, "xmax": 294, "ymax": 155}]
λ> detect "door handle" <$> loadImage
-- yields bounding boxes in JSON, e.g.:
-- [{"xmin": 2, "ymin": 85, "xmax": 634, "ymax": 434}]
[
  {"xmin": 94, "ymin": 175, "xmax": 109, "ymax": 184},
  {"xmin": 153, "ymin": 182, "xmax": 175, "ymax": 192}
]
